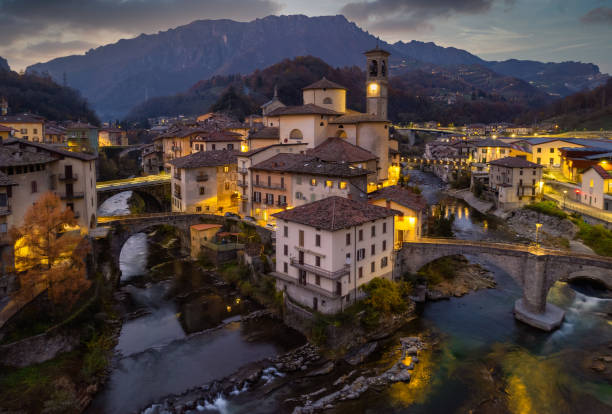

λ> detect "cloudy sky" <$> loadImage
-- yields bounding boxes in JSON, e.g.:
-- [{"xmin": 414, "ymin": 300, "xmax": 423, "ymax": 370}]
[{"xmin": 0, "ymin": 0, "xmax": 611, "ymax": 73}]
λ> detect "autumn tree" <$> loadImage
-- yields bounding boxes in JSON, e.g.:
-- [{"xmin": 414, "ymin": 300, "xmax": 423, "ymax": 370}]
[{"xmin": 10, "ymin": 192, "xmax": 91, "ymax": 313}]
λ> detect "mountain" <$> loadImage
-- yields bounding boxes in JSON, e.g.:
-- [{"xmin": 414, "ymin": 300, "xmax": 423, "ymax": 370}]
[
  {"xmin": 26, "ymin": 15, "xmax": 609, "ymax": 120},
  {"xmin": 0, "ymin": 57, "xmax": 9, "ymax": 72},
  {"xmin": 126, "ymin": 56, "xmax": 542, "ymax": 126},
  {"xmin": 519, "ymin": 78, "xmax": 612, "ymax": 130},
  {"xmin": 0, "ymin": 67, "xmax": 98, "ymax": 124}
]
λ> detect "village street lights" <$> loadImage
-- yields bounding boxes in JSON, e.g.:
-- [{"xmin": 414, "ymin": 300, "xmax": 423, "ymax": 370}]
[
  {"xmin": 535, "ymin": 223, "xmax": 542, "ymax": 248},
  {"xmin": 563, "ymin": 190, "xmax": 567, "ymax": 208}
]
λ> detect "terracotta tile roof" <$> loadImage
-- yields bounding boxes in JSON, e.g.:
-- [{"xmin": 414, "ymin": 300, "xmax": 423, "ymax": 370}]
[
  {"xmin": 273, "ymin": 196, "xmax": 398, "ymax": 231},
  {"xmin": 3, "ymin": 138, "xmax": 97, "ymax": 161},
  {"xmin": 192, "ymin": 131, "xmax": 243, "ymax": 143},
  {"xmin": 251, "ymin": 153, "xmax": 372, "ymax": 177},
  {"xmin": 169, "ymin": 150, "xmax": 237, "ymax": 169},
  {"xmin": 191, "ymin": 224, "xmax": 222, "ymax": 231},
  {"xmin": 591, "ymin": 165, "xmax": 612, "ymax": 179},
  {"xmin": 267, "ymin": 104, "xmax": 341, "ymax": 117},
  {"xmin": 64, "ymin": 121, "xmax": 97, "ymax": 129},
  {"xmin": 249, "ymin": 126, "xmax": 279, "ymax": 139},
  {"xmin": 0, "ymin": 114, "xmax": 44, "ymax": 124},
  {"xmin": 0, "ymin": 125, "xmax": 12, "ymax": 132},
  {"xmin": 328, "ymin": 113, "xmax": 388, "ymax": 124},
  {"xmin": 0, "ymin": 145, "xmax": 56, "ymax": 167},
  {"xmin": 303, "ymin": 77, "xmax": 347, "ymax": 90},
  {"xmin": 471, "ymin": 138, "xmax": 512, "ymax": 148},
  {"xmin": 306, "ymin": 138, "xmax": 378, "ymax": 163},
  {"xmin": 488, "ymin": 157, "xmax": 542, "ymax": 168},
  {"xmin": 368, "ymin": 185, "xmax": 427, "ymax": 212}
]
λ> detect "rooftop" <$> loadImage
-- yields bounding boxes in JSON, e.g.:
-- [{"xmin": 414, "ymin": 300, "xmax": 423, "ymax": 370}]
[
  {"xmin": 306, "ymin": 137, "xmax": 378, "ymax": 163},
  {"xmin": 589, "ymin": 165, "xmax": 612, "ymax": 180},
  {"xmin": 488, "ymin": 156, "xmax": 542, "ymax": 168},
  {"xmin": 3, "ymin": 138, "xmax": 97, "ymax": 161},
  {"xmin": 191, "ymin": 224, "xmax": 223, "ymax": 231},
  {"xmin": 368, "ymin": 185, "xmax": 428, "ymax": 212},
  {"xmin": 273, "ymin": 196, "xmax": 398, "ymax": 231},
  {"xmin": 328, "ymin": 113, "xmax": 388, "ymax": 124},
  {"xmin": 251, "ymin": 153, "xmax": 372, "ymax": 177},
  {"xmin": 0, "ymin": 145, "xmax": 56, "ymax": 167},
  {"xmin": 303, "ymin": 77, "xmax": 347, "ymax": 90},
  {"xmin": 267, "ymin": 104, "xmax": 341, "ymax": 117},
  {"xmin": 192, "ymin": 131, "xmax": 243, "ymax": 142},
  {"xmin": 471, "ymin": 138, "xmax": 513, "ymax": 148},
  {"xmin": 249, "ymin": 126, "xmax": 279, "ymax": 140},
  {"xmin": 169, "ymin": 149, "xmax": 237, "ymax": 169},
  {"xmin": 0, "ymin": 114, "xmax": 44, "ymax": 124}
]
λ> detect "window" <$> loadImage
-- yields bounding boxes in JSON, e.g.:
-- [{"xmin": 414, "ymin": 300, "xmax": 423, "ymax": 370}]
[
  {"xmin": 224, "ymin": 166, "xmax": 229, "ymax": 173},
  {"xmin": 299, "ymin": 230, "xmax": 304, "ymax": 247},
  {"xmin": 315, "ymin": 274, "xmax": 321, "ymax": 285},
  {"xmin": 381, "ymin": 257, "xmax": 388, "ymax": 268},
  {"xmin": 199, "ymin": 187, "xmax": 205, "ymax": 195},
  {"xmin": 315, "ymin": 234, "xmax": 321, "ymax": 247},
  {"xmin": 323, "ymin": 97, "xmax": 333, "ymax": 104},
  {"xmin": 358, "ymin": 267, "xmax": 363, "ymax": 279},
  {"xmin": 346, "ymin": 233, "xmax": 351, "ymax": 245},
  {"xmin": 227, "ymin": 144, "xmax": 234, "ymax": 150},
  {"xmin": 357, "ymin": 248, "xmax": 365, "ymax": 261},
  {"xmin": 371, "ymin": 225, "xmax": 376, "ymax": 237},
  {"xmin": 371, "ymin": 262, "xmax": 375, "ymax": 273},
  {"xmin": 315, "ymin": 256, "xmax": 321, "ymax": 267},
  {"xmin": 266, "ymin": 193, "xmax": 274, "ymax": 204},
  {"xmin": 537, "ymin": 148, "xmax": 542, "ymax": 153},
  {"xmin": 267, "ymin": 176, "xmax": 271, "ymax": 187},
  {"xmin": 0, "ymin": 193, "xmax": 6, "ymax": 207},
  {"xmin": 224, "ymin": 181, "xmax": 230, "ymax": 190},
  {"xmin": 382, "ymin": 240, "xmax": 387, "ymax": 251},
  {"xmin": 358, "ymin": 229, "xmax": 363, "ymax": 241},
  {"xmin": 500, "ymin": 149, "xmax": 505, "ymax": 154},
  {"xmin": 31, "ymin": 181, "xmax": 37, "ymax": 193},
  {"xmin": 550, "ymin": 148, "xmax": 554, "ymax": 153},
  {"xmin": 310, "ymin": 178, "xmax": 317, "ymax": 186},
  {"xmin": 520, "ymin": 169, "xmax": 523, "ymax": 176},
  {"xmin": 325, "ymin": 180, "xmax": 333, "ymax": 188},
  {"xmin": 255, "ymin": 175, "xmax": 260, "ymax": 185},
  {"xmin": 296, "ymin": 176, "xmax": 302, "ymax": 185},
  {"xmin": 371, "ymin": 244, "xmax": 375, "ymax": 255},
  {"xmin": 283, "ymin": 226, "xmax": 288, "ymax": 237},
  {"xmin": 283, "ymin": 245, "xmax": 288, "ymax": 256},
  {"xmin": 281, "ymin": 177, "xmax": 284, "ymax": 189},
  {"xmin": 339, "ymin": 181, "xmax": 347, "ymax": 190},
  {"xmin": 481, "ymin": 149, "xmax": 487, "ymax": 154},
  {"xmin": 212, "ymin": 144, "xmax": 216, "ymax": 150},
  {"xmin": 196, "ymin": 206, "xmax": 202, "ymax": 212},
  {"xmin": 295, "ymin": 191, "xmax": 303, "ymax": 200},
  {"xmin": 289, "ymin": 129, "xmax": 303, "ymax": 139},
  {"xmin": 0, "ymin": 223, "xmax": 6, "ymax": 233},
  {"xmin": 283, "ymin": 262, "xmax": 288, "ymax": 273},
  {"xmin": 254, "ymin": 192, "xmax": 261, "ymax": 202},
  {"xmin": 382, "ymin": 222, "xmax": 387, "ymax": 234}
]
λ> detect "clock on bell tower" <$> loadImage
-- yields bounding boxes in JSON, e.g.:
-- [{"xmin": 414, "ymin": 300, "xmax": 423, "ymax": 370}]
[{"xmin": 364, "ymin": 47, "xmax": 390, "ymax": 119}]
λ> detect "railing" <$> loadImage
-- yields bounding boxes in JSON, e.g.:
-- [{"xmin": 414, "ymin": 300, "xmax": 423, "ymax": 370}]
[
  {"xmin": 59, "ymin": 173, "xmax": 78, "ymax": 181},
  {"xmin": 196, "ymin": 174, "xmax": 209, "ymax": 182},
  {"xmin": 61, "ymin": 192, "xmax": 84, "ymax": 200},
  {"xmin": 289, "ymin": 258, "xmax": 350, "ymax": 280},
  {"xmin": 173, "ymin": 192, "xmax": 182, "ymax": 200},
  {"xmin": 97, "ymin": 211, "xmax": 198, "ymax": 223},
  {"xmin": 277, "ymin": 201, "xmax": 287, "ymax": 207},
  {"xmin": 543, "ymin": 193, "xmax": 612, "ymax": 223},
  {"xmin": 201, "ymin": 240, "xmax": 245, "ymax": 252},
  {"xmin": 237, "ymin": 167, "xmax": 248, "ymax": 174},
  {"xmin": 237, "ymin": 180, "xmax": 248, "ymax": 187},
  {"xmin": 0, "ymin": 206, "xmax": 10, "ymax": 216},
  {"xmin": 253, "ymin": 183, "xmax": 286, "ymax": 190}
]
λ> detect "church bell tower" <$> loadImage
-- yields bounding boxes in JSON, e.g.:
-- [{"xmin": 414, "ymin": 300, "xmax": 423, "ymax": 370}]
[{"xmin": 364, "ymin": 47, "xmax": 390, "ymax": 119}]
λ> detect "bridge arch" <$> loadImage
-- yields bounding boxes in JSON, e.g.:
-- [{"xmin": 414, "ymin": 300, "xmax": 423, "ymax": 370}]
[{"xmin": 97, "ymin": 189, "xmax": 166, "ymax": 213}]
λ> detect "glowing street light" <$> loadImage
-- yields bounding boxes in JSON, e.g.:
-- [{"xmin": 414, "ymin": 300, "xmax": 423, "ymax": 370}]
[
  {"xmin": 563, "ymin": 190, "xmax": 567, "ymax": 208},
  {"xmin": 535, "ymin": 223, "xmax": 542, "ymax": 248}
]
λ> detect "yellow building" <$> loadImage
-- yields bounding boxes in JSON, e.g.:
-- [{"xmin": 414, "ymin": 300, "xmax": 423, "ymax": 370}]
[
  {"xmin": 0, "ymin": 114, "xmax": 45, "ymax": 142},
  {"xmin": 190, "ymin": 224, "xmax": 222, "ymax": 259},
  {"xmin": 368, "ymin": 185, "xmax": 427, "ymax": 247},
  {"xmin": 0, "ymin": 125, "xmax": 12, "ymax": 140},
  {"xmin": 513, "ymin": 138, "xmax": 585, "ymax": 168},
  {"xmin": 98, "ymin": 127, "xmax": 128, "ymax": 147}
]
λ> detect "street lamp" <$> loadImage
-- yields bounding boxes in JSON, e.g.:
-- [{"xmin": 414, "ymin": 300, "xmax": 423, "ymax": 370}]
[
  {"xmin": 563, "ymin": 190, "xmax": 567, "ymax": 208},
  {"xmin": 535, "ymin": 223, "xmax": 542, "ymax": 248}
]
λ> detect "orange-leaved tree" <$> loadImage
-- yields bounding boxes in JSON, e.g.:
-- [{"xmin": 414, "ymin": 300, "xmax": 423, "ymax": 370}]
[{"xmin": 10, "ymin": 192, "xmax": 91, "ymax": 313}]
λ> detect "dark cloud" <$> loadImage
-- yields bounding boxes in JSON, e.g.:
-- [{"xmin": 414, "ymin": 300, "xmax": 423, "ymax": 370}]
[
  {"xmin": 24, "ymin": 40, "xmax": 97, "ymax": 56},
  {"xmin": 581, "ymin": 6, "xmax": 612, "ymax": 25},
  {"xmin": 341, "ymin": 0, "xmax": 495, "ymax": 32},
  {"xmin": 0, "ymin": 0, "xmax": 281, "ymax": 44}
]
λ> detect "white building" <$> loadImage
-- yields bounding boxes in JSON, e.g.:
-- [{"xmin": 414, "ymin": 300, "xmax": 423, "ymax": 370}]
[
  {"xmin": 580, "ymin": 165, "xmax": 612, "ymax": 211},
  {"xmin": 272, "ymin": 196, "xmax": 397, "ymax": 314}
]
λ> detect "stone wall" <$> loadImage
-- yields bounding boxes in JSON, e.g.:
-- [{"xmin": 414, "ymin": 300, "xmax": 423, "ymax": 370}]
[{"xmin": 0, "ymin": 329, "xmax": 79, "ymax": 368}]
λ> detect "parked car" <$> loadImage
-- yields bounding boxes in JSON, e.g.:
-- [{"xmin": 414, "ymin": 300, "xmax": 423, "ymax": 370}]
[
  {"xmin": 265, "ymin": 223, "xmax": 276, "ymax": 231},
  {"xmin": 243, "ymin": 216, "xmax": 257, "ymax": 223},
  {"xmin": 224, "ymin": 212, "xmax": 241, "ymax": 219}
]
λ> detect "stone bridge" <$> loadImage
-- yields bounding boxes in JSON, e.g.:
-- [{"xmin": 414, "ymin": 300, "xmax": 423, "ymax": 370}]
[
  {"xmin": 400, "ymin": 238, "xmax": 612, "ymax": 331},
  {"xmin": 96, "ymin": 175, "xmax": 171, "ymax": 211}
]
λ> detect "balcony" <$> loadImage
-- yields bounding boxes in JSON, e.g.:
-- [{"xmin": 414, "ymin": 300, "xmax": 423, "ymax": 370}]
[
  {"xmin": 61, "ymin": 192, "xmax": 84, "ymax": 200},
  {"xmin": 253, "ymin": 183, "xmax": 286, "ymax": 190},
  {"xmin": 171, "ymin": 146, "xmax": 181, "ymax": 152},
  {"xmin": 237, "ymin": 167, "xmax": 248, "ymax": 174},
  {"xmin": 290, "ymin": 258, "xmax": 350, "ymax": 280},
  {"xmin": 271, "ymin": 271, "xmax": 341, "ymax": 298},
  {"xmin": 237, "ymin": 180, "xmax": 248, "ymax": 187},
  {"xmin": 173, "ymin": 192, "xmax": 182, "ymax": 200},
  {"xmin": 59, "ymin": 173, "xmax": 78, "ymax": 182},
  {"xmin": 277, "ymin": 201, "xmax": 288, "ymax": 207},
  {"xmin": 196, "ymin": 174, "xmax": 209, "ymax": 182},
  {"xmin": 0, "ymin": 206, "xmax": 10, "ymax": 216}
]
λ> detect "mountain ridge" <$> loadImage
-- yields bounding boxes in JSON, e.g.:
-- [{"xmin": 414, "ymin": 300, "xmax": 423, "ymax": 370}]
[{"xmin": 26, "ymin": 14, "xmax": 609, "ymax": 120}]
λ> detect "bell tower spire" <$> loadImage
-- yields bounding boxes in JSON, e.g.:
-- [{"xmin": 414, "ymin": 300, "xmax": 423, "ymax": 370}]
[{"xmin": 364, "ymin": 47, "xmax": 390, "ymax": 119}]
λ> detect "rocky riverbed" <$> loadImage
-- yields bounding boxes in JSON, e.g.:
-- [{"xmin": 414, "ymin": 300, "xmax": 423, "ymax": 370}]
[{"xmin": 506, "ymin": 208, "xmax": 576, "ymax": 248}]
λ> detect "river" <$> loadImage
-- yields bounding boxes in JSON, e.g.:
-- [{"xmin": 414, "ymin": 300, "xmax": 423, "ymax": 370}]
[{"xmin": 92, "ymin": 171, "xmax": 611, "ymax": 413}]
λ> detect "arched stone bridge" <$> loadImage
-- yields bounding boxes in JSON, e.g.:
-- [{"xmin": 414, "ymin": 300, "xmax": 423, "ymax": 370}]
[
  {"xmin": 400, "ymin": 238, "xmax": 612, "ymax": 331},
  {"xmin": 96, "ymin": 175, "xmax": 171, "ymax": 211}
]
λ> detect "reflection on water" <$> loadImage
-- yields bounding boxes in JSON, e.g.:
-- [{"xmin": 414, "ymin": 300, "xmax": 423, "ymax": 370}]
[{"xmin": 119, "ymin": 233, "xmax": 148, "ymax": 280}]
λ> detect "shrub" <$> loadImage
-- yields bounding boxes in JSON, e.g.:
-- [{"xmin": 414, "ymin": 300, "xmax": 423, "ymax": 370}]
[
  {"xmin": 572, "ymin": 219, "xmax": 612, "ymax": 257},
  {"xmin": 525, "ymin": 201, "xmax": 567, "ymax": 219},
  {"xmin": 361, "ymin": 278, "xmax": 408, "ymax": 315},
  {"xmin": 417, "ymin": 255, "xmax": 462, "ymax": 285}
]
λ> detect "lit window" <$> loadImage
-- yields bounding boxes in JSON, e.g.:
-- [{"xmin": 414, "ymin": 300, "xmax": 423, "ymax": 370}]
[
  {"xmin": 325, "ymin": 180, "xmax": 333, "ymax": 188},
  {"xmin": 339, "ymin": 181, "xmax": 347, "ymax": 189},
  {"xmin": 223, "ymin": 166, "xmax": 229, "ymax": 173},
  {"xmin": 310, "ymin": 178, "xmax": 317, "ymax": 186}
]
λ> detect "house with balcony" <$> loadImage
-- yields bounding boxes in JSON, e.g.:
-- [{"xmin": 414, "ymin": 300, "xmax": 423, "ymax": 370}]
[
  {"xmin": 64, "ymin": 121, "xmax": 99, "ymax": 154},
  {"xmin": 191, "ymin": 130, "xmax": 244, "ymax": 152},
  {"xmin": 0, "ymin": 114, "xmax": 45, "ymax": 143},
  {"xmin": 488, "ymin": 157, "xmax": 543, "ymax": 210},
  {"xmin": 272, "ymin": 196, "xmax": 398, "ymax": 314},
  {"xmin": 98, "ymin": 127, "xmax": 128, "ymax": 147},
  {"xmin": 169, "ymin": 150, "xmax": 238, "ymax": 214}
]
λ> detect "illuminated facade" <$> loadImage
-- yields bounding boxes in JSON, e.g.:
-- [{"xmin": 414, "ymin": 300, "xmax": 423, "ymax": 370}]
[{"xmin": 488, "ymin": 157, "xmax": 543, "ymax": 210}]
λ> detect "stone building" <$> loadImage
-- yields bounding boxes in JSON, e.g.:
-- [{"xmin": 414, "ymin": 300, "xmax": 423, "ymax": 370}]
[{"xmin": 272, "ymin": 196, "xmax": 397, "ymax": 314}]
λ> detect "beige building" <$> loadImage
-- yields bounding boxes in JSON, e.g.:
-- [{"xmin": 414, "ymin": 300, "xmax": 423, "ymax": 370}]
[
  {"xmin": 579, "ymin": 165, "xmax": 612, "ymax": 211},
  {"xmin": 272, "ymin": 196, "xmax": 397, "ymax": 314},
  {"xmin": 98, "ymin": 127, "xmax": 128, "ymax": 147},
  {"xmin": 0, "ymin": 139, "xmax": 98, "ymax": 232},
  {"xmin": 247, "ymin": 127, "xmax": 279, "ymax": 151},
  {"xmin": 488, "ymin": 157, "xmax": 543, "ymax": 209},
  {"xmin": 190, "ymin": 224, "xmax": 222, "ymax": 259},
  {"xmin": 141, "ymin": 142, "xmax": 164, "ymax": 175},
  {"xmin": 368, "ymin": 186, "xmax": 427, "ymax": 246},
  {"xmin": 169, "ymin": 150, "xmax": 238, "ymax": 214},
  {"xmin": 0, "ymin": 114, "xmax": 45, "ymax": 142},
  {"xmin": 514, "ymin": 138, "xmax": 585, "ymax": 168},
  {"xmin": 191, "ymin": 131, "xmax": 244, "ymax": 152}
]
